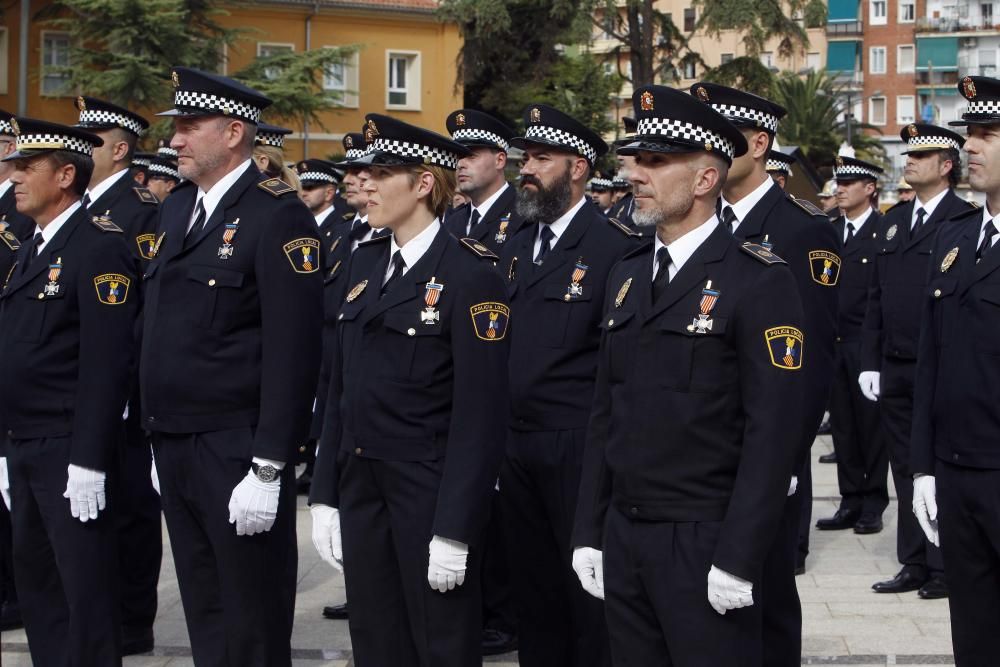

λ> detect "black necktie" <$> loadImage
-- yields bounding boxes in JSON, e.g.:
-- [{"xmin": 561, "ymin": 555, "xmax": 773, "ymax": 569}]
[
  {"xmin": 977, "ymin": 222, "xmax": 997, "ymax": 263},
  {"xmin": 81, "ymin": 193, "xmax": 91, "ymax": 210},
  {"xmin": 652, "ymin": 246, "xmax": 671, "ymax": 302},
  {"xmin": 534, "ymin": 225, "xmax": 555, "ymax": 265},
  {"xmin": 844, "ymin": 221, "xmax": 855, "ymax": 247},
  {"xmin": 381, "ymin": 250, "xmax": 406, "ymax": 296},
  {"xmin": 184, "ymin": 200, "xmax": 206, "ymax": 249},
  {"xmin": 913, "ymin": 207, "xmax": 926, "ymax": 232},
  {"xmin": 722, "ymin": 206, "xmax": 738, "ymax": 234},
  {"xmin": 467, "ymin": 209, "xmax": 481, "ymax": 236},
  {"xmin": 350, "ymin": 217, "xmax": 371, "ymax": 242}
]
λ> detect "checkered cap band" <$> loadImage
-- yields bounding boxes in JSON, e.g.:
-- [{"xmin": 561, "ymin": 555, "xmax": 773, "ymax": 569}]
[
  {"xmin": 451, "ymin": 128, "xmax": 509, "ymax": 152},
  {"xmin": 965, "ymin": 99, "xmax": 1000, "ymax": 117},
  {"xmin": 0, "ymin": 119, "xmax": 14, "ymax": 136},
  {"xmin": 148, "ymin": 162, "xmax": 180, "ymax": 180},
  {"xmin": 299, "ymin": 170, "xmax": 337, "ymax": 183},
  {"xmin": 710, "ymin": 104, "xmax": 779, "ymax": 133},
  {"xmin": 78, "ymin": 109, "xmax": 145, "ymax": 135},
  {"xmin": 173, "ymin": 90, "xmax": 262, "ymax": 123},
  {"xmin": 635, "ymin": 118, "xmax": 737, "ymax": 160},
  {"xmin": 907, "ymin": 134, "xmax": 960, "ymax": 151},
  {"xmin": 256, "ymin": 131, "xmax": 285, "ymax": 148},
  {"xmin": 16, "ymin": 132, "xmax": 95, "ymax": 156},
  {"xmin": 766, "ymin": 159, "xmax": 791, "ymax": 173},
  {"xmin": 345, "ymin": 148, "xmax": 366, "ymax": 160},
  {"xmin": 590, "ymin": 177, "xmax": 612, "ymax": 188},
  {"xmin": 158, "ymin": 146, "xmax": 178, "ymax": 159},
  {"xmin": 834, "ymin": 164, "xmax": 880, "ymax": 179},
  {"xmin": 132, "ymin": 157, "xmax": 151, "ymax": 167},
  {"xmin": 524, "ymin": 125, "xmax": 597, "ymax": 163},
  {"xmin": 368, "ymin": 137, "xmax": 459, "ymax": 169}
]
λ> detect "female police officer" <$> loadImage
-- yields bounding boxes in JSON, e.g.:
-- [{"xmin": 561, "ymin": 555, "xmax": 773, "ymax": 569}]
[{"xmin": 309, "ymin": 114, "xmax": 510, "ymax": 667}]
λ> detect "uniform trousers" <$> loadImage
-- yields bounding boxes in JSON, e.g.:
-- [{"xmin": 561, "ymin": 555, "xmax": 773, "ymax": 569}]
[
  {"xmin": 8, "ymin": 435, "xmax": 121, "ymax": 666},
  {"xmin": 937, "ymin": 462, "xmax": 1000, "ymax": 666},
  {"xmin": 830, "ymin": 341, "xmax": 889, "ymax": 516},
  {"xmin": 760, "ymin": 492, "xmax": 803, "ymax": 667},
  {"xmin": 0, "ymin": 490, "xmax": 16, "ymax": 609},
  {"xmin": 796, "ymin": 456, "xmax": 812, "ymax": 566},
  {"xmin": 481, "ymin": 490, "xmax": 516, "ymax": 635},
  {"xmin": 499, "ymin": 428, "xmax": 610, "ymax": 667},
  {"xmin": 339, "ymin": 454, "xmax": 483, "ymax": 667},
  {"xmin": 604, "ymin": 507, "xmax": 761, "ymax": 667},
  {"xmin": 152, "ymin": 429, "xmax": 297, "ymax": 667},
  {"xmin": 879, "ymin": 357, "xmax": 944, "ymax": 577}
]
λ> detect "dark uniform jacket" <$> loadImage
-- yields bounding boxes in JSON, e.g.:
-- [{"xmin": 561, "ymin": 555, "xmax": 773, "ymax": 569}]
[
  {"xmin": 0, "ymin": 226, "xmax": 19, "ymax": 287},
  {"xmin": 87, "ymin": 170, "xmax": 159, "ymax": 267},
  {"xmin": 316, "ymin": 208, "xmax": 354, "ymax": 271},
  {"xmin": 861, "ymin": 191, "xmax": 976, "ymax": 370},
  {"xmin": 913, "ymin": 209, "xmax": 1000, "ymax": 473},
  {"xmin": 573, "ymin": 223, "xmax": 805, "ymax": 581},
  {"xmin": 309, "ymin": 228, "xmax": 510, "ymax": 547},
  {"xmin": 0, "ymin": 185, "xmax": 35, "ymax": 242},
  {"xmin": 139, "ymin": 166, "xmax": 323, "ymax": 463},
  {"xmin": 443, "ymin": 184, "xmax": 527, "ymax": 255},
  {"xmin": 608, "ymin": 192, "xmax": 635, "ymax": 226},
  {"xmin": 499, "ymin": 200, "xmax": 638, "ymax": 431},
  {"xmin": 834, "ymin": 209, "xmax": 881, "ymax": 342},
  {"xmin": 0, "ymin": 207, "xmax": 138, "ymax": 471}
]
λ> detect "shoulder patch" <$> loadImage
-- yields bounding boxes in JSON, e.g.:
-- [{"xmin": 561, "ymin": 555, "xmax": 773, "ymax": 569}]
[
  {"xmin": 741, "ymin": 241, "xmax": 786, "ymax": 265},
  {"xmin": 470, "ymin": 301, "xmax": 510, "ymax": 341},
  {"xmin": 283, "ymin": 238, "xmax": 321, "ymax": 273},
  {"xmin": 765, "ymin": 326, "xmax": 803, "ymax": 371},
  {"xmin": 808, "ymin": 250, "xmax": 841, "ymax": 286},
  {"xmin": 91, "ymin": 215, "xmax": 123, "ymax": 233},
  {"xmin": 257, "ymin": 178, "xmax": 296, "ymax": 197},
  {"xmin": 93, "ymin": 273, "xmax": 131, "ymax": 305},
  {"xmin": 0, "ymin": 229, "xmax": 19, "ymax": 251},
  {"xmin": 789, "ymin": 197, "xmax": 827, "ymax": 218},
  {"xmin": 136, "ymin": 233, "xmax": 157, "ymax": 260},
  {"xmin": 607, "ymin": 216, "xmax": 640, "ymax": 237},
  {"xmin": 133, "ymin": 186, "xmax": 159, "ymax": 204},
  {"xmin": 460, "ymin": 237, "xmax": 499, "ymax": 260}
]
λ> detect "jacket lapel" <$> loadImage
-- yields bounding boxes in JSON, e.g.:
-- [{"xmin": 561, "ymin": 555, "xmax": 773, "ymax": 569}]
[
  {"xmin": 525, "ymin": 203, "xmax": 594, "ymax": 288},
  {"xmin": 905, "ymin": 194, "xmax": 959, "ymax": 251},
  {"xmin": 732, "ymin": 183, "xmax": 780, "ymax": 243},
  {"xmin": 87, "ymin": 171, "xmax": 130, "ymax": 217},
  {"xmin": 642, "ymin": 223, "xmax": 728, "ymax": 324},
  {"xmin": 189, "ymin": 164, "xmax": 262, "ymax": 250},
  {"xmin": 159, "ymin": 187, "xmax": 198, "ymax": 263},
  {"xmin": 361, "ymin": 227, "xmax": 449, "ymax": 326},
  {"xmin": 4, "ymin": 208, "xmax": 83, "ymax": 295}
]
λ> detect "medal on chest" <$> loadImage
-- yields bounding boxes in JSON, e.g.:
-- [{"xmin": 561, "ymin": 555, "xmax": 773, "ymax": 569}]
[
  {"xmin": 687, "ymin": 280, "xmax": 719, "ymax": 333},
  {"xmin": 564, "ymin": 258, "xmax": 588, "ymax": 301},
  {"xmin": 496, "ymin": 214, "xmax": 510, "ymax": 244},
  {"xmin": 218, "ymin": 218, "xmax": 240, "ymax": 260},
  {"xmin": 614, "ymin": 277, "xmax": 632, "ymax": 308},
  {"xmin": 43, "ymin": 258, "xmax": 63, "ymax": 297},
  {"xmin": 422, "ymin": 277, "xmax": 444, "ymax": 324}
]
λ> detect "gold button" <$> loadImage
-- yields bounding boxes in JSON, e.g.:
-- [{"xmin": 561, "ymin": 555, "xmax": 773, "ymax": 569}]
[
  {"xmin": 407, "ymin": 328, "xmax": 416, "ymax": 336},
  {"xmin": 208, "ymin": 278, "xmax": 216, "ymax": 286},
  {"xmin": 564, "ymin": 294, "xmax": 571, "ymax": 301},
  {"xmin": 355, "ymin": 447, "xmax": 362, "ymax": 455},
  {"xmin": 861, "ymin": 258, "xmax": 868, "ymax": 264},
  {"xmin": 338, "ymin": 313, "xmax": 344, "ymax": 320},
  {"xmin": 298, "ymin": 445, "xmax": 306, "ymax": 453},
  {"xmin": 37, "ymin": 293, "xmax": 44, "ymax": 299},
  {"xmin": 934, "ymin": 289, "xmax": 942, "ymax": 298},
  {"xmin": 608, "ymin": 319, "xmax": 614, "ymax": 327}
]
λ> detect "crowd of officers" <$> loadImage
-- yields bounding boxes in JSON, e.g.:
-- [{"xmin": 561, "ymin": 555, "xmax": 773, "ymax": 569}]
[{"xmin": 0, "ymin": 65, "xmax": 998, "ymax": 667}]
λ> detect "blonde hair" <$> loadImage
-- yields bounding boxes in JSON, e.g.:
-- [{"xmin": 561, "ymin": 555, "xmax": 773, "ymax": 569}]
[
  {"xmin": 253, "ymin": 145, "xmax": 301, "ymax": 190},
  {"xmin": 404, "ymin": 163, "xmax": 455, "ymax": 219}
]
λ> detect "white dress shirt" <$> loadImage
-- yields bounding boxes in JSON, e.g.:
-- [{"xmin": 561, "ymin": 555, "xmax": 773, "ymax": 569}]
[
  {"xmin": 652, "ymin": 215, "xmax": 719, "ymax": 281},
  {"xmin": 532, "ymin": 196, "xmax": 587, "ymax": 259},
  {"xmin": 35, "ymin": 202, "xmax": 83, "ymax": 254},
  {"xmin": 84, "ymin": 168, "xmax": 131, "ymax": 210},
  {"xmin": 467, "ymin": 182, "xmax": 510, "ymax": 234},
  {"xmin": 719, "ymin": 176, "xmax": 775, "ymax": 235},
  {"xmin": 910, "ymin": 189, "xmax": 948, "ymax": 231},
  {"xmin": 843, "ymin": 207, "xmax": 873, "ymax": 244},
  {"xmin": 384, "ymin": 219, "xmax": 441, "ymax": 284},
  {"xmin": 188, "ymin": 159, "xmax": 253, "ymax": 232}
]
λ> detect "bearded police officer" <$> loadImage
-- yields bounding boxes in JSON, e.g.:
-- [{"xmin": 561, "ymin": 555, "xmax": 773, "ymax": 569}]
[
  {"xmin": 862, "ymin": 123, "xmax": 973, "ymax": 600},
  {"xmin": 0, "ymin": 118, "xmax": 137, "ymax": 665},
  {"xmin": 572, "ymin": 84, "xmax": 805, "ymax": 665},
  {"xmin": 140, "ymin": 68, "xmax": 322, "ymax": 665}
]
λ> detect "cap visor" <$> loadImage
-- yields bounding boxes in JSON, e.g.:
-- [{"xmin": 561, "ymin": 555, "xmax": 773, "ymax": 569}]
[{"xmin": 2, "ymin": 148, "xmax": 55, "ymax": 162}]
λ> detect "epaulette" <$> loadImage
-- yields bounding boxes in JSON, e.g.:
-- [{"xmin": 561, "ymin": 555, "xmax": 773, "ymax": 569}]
[
  {"xmin": 968, "ymin": 200, "xmax": 982, "ymax": 210},
  {"xmin": 342, "ymin": 212, "xmax": 355, "ymax": 220},
  {"xmin": 0, "ymin": 229, "xmax": 19, "ymax": 251},
  {"xmin": 460, "ymin": 237, "xmax": 498, "ymax": 260},
  {"xmin": 358, "ymin": 233, "xmax": 391, "ymax": 247},
  {"xmin": 257, "ymin": 178, "xmax": 296, "ymax": 197},
  {"xmin": 607, "ymin": 216, "xmax": 640, "ymax": 237},
  {"xmin": 885, "ymin": 199, "xmax": 908, "ymax": 213},
  {"xmin": 789, "ymin": 196, "xmax": 827, "ymax": 218},
  {"xmin": 133, "ymin": 186, "xmax": 159, "ymax": 204},
  {"xmin": 741, "ymin": 241, "xmax": 786, "ymax": 265},
  {"xmin": 90, "ymin": 215, "xmax": 123, "ymax": 233},
  {"xmin": 950, "ymin": 205, "xmax": 982, "ymax": 221}
]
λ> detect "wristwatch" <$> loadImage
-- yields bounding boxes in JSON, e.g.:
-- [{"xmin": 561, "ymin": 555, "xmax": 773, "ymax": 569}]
[{"xmin": 251, "ymin": 462, "xmax": 279, "ymax": 483}]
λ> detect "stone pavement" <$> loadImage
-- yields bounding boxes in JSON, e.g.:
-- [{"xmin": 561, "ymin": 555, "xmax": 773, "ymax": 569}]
[{"xmin": 1, "ymin": 433, "xmax": 957, "ymax": 666}]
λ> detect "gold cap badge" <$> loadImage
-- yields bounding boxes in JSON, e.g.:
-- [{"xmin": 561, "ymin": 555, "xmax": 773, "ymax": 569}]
[
  {"xmin": 695, "ymin": 86, "xmax": 709, "ymax": 102},
  {"xmin": 365, "ymin": 119, "xmax": 379, "ymax": 143},
  {"xmin": 835, "ymin": 156, "xmax": 844, "ymax": 168},
  {"xmin": 456, "ymin": 113, "xmax": 466, "ymax": 126},
  {"xmin": 640, "ymin": 91, "xmax": 654, "ymax": 111},
  {"xmin": 10, "ymin": 118, "xmax": 19, "ymax": 136},
  {"xmin": 530, "ymin": 107, "xmax": 541, "ymax": 123},
  {"xmin": 962, "ymin": 76, "xmax": 977, "ymax": 99},
  {"xmin": 171, "ymin": 70, "xmax": 180, "ymax": 89},
  {"xmin": 908, "ymin": 124, "xmax": 918, "ymax": 137},
  {"xmin": 76, "ymin": 96, "xmax": 86, "ymax": 112},
  {"xmin": 345, "ymin": 135, "xmax": 353, "ymax": 148}
]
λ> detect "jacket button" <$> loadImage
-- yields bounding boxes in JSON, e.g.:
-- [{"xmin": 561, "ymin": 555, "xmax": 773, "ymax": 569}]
[
  {"xmin": 608, "ymin": 319, "xmax": 614, "ymax": 327},
  {"xmin": 6, "ymin": 430, "xmax": 12, "ymax": 437},
  {"xmin": 298, "ymin": 445, "xmax": 306, "ymax": 453},
  {"xmin": 953, "ymin": 453, "xmax": 959, "ymax": 460},
  {"xmin": 934, "ymin": 289, "xmax": 942, "ymax": 298},
  {"xmin": 338, "ymin": 313, "xmax": 344, "ymax": 320},
  {"xmin": 208, "ymin": 279, "xmax": 216, "ymax": 287},
  {"xmin": 407, "ymin": 328, "xmax": 416, "ymax": 336},
  {"xmin": 147, "ymin": 416, "xmax": 156, "ymax": 423},
  {"xmin": 355, "ymin": 447, "xmax": 363, "ymax": 455},
  {"xmin": 630, "ymin": 506, "xmax": 638, "ymax": 515},
  {"xmin": 37, "ymin": 293, "xmax": 44, "ymax": 299},
  {"xmin": 861, "ymin": 258, "xmax": 868, "ymax": 264}
]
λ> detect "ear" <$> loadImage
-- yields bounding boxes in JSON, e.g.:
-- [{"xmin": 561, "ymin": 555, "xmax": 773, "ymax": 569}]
[
  {"xmin": 415, "ymin": 170, "xmax": 435, "ymax": 199},
  {"xmin": 56, "ymin": 162, "xmax": 77, "ymax": 192},
  {"xmin": 570, "ymin": 156, "xmax": 589, "ymax": 182},
  {"xmin": 938, "ymin": 155, "xmax": 953, "ymax": 178},
  {"xmin": 227, "ymin": 120, "xmax": 247, "ymax": 150},
  {"xmin": 495, "ymin": 151, "xmax": 507, "ymax": 170},
  {"xmin": 751, "ymin": 131, "xmax": 770, "ymax": 160},
  {"xmin": 693, "ymin": 164, "xmax": 721, "ymax": 198},
  {"xmin": 112, "ymin": 139, "xmax": 130, "ymax": 163}
]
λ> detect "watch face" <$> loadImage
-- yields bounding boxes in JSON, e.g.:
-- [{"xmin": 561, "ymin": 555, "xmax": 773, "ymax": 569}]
[{"xmin": 257, "ymin": 465, "xmax": 278, "ymax": 483}]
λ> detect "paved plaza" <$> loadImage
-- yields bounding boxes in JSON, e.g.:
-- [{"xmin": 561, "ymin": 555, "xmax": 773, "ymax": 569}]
[{"xmin": 0, "ymin": 433, "xmax": 957, "ymax": 666}]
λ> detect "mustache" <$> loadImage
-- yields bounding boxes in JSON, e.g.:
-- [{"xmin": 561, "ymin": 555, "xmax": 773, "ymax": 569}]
[{"xmin": 519, "ymin": 175, "xmax": 543, "ymax": 189}]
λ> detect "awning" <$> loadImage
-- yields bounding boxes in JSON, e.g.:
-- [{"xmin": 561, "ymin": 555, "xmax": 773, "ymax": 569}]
[
  {"xmin": 827, "ymin": 41, "xmax": 860, "ymax": 73},
  {"xmin": 916, "ymin": 37, "xmax": 959, "ymax": 71},
  {"xmin": 828, "ymin": 0, "xmax": 860, "ymax": 22},
  {"xmin": 917, "ymin": 87, "xmax": 958, "ymax": 97}
]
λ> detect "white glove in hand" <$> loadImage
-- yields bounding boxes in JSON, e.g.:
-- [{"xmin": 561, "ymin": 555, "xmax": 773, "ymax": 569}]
[
  {"xmin": 912, "ymin": 474, "xmax": 939, "ymax": 547},
  {"xmin": 707, "ymin": 565, "xmax": 754, "ymax": 615},
  {"xmin": 310, "ymin": 504, "xmax": 343, "ymax": 572},
  {"xmin": 858, "ymin": 371, "xmax": 881, "ymax": 402},
  {"xmin": 787, "ymin": 476, "xmax": 798, "ymax": 497},
  {"xmin": 228, "ymin": 470, "xmax": 280, "ymax": 536},
  {"xmin": 0, "ymin": 457, "xmax": 10, "ymax": 511},
  {"xmin": 572, "ymin": 547, "xmax": 605, "ymax": 600},
  {"xmin": 427, "ymin": 535, "xmax": 468, "ymax": 593},
  {"xmin": 150, "ymin": 447, "xmax": 160, "ymax": 496},
  {"xmin": 63, "ymin": 464, "xmax": 107, "ymax": 522}
]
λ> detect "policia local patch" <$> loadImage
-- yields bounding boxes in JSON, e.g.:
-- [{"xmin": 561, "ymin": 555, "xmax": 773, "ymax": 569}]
[
  {"xmin": 765, "ymin": 326, "xmax": 803, "ymax": 370},
  {"xmin": 94, "ymin": 273, "xmax": 131, "ymax": 305},
  {"xmin": 470, "ymin": 302, "xmax": 509, "ymax": 341}
]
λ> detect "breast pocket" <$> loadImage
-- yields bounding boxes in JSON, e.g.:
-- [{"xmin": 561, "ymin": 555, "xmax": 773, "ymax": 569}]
[
  {"xmin": 599, "ymin": 310, "xmax": 637, "ymax": 384},
  {"xmin": 976, "ymin": 285, "xmax": 1000, "ymax": 355},
  {"xmin": 929, "ymin": 277, "xmax": 957, "ymax": 346},
  {"xmin": 15, "ymin": 289, "xmax": 64, "ymax": 342},
  {"xmin": 380, "ymin": 311, "xmax": 445, "ymax": 381},
  {"xmin": 538, "ymin": 283, "xmax": 594, "ymax": 348},
  {"xmin": 651, "ymin": 314, "xmax": 696, "ymax": 391},
  {"xmin": 185, "ymin": 265, "xmax": 245, "ymax": 331}
]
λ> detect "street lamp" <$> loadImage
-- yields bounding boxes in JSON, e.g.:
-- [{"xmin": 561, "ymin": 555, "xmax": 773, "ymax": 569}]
[{"xmin": 842, "ymin": 89, "xmax": 882, "ymax": 145}]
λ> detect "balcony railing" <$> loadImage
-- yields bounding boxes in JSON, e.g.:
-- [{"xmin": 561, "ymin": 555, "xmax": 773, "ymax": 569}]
[
  {"xmin": 916, "ymin": 16, "xmax": 1000, "ymax": 33},
  {"xmin": 827, "ymin": 20, "xmax": 864, "ymax": 35},
  {"xmin": 915, "ymin": 70, "xmax": 961, "ymax": 85},
  {"xmin": 830, "ymin": 71, "xmax": 864, "ymax": 87}
]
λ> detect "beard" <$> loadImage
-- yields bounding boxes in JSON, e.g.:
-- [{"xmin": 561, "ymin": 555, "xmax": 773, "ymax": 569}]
[
  {"xmin": 515, "ymin": 169, "xmax": 573, "ymax": 223},
  {"xmin": 631, "ymin": 186, "xmax": 695, "ymax": 228}
]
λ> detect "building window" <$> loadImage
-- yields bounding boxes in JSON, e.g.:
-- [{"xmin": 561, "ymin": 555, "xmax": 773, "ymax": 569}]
[
  {"xmin": 870, "ymin": 46, "xmax": 887, "ymax": 74},
  {"xmin": 684, "ymin": 7, "xmax": 696, "ymax": 32},
  {"xmin": 897, "ymin": 95, "xmax": 916, "ymax": 124},
  {"xmin": 869, "ymin": 96, "xmax": 887, "ymax": 125},
  {"xmin": 721, "ymin": 53, "xmax": 734, "ymax": 65},
  {"xmin": 984, "ymin": 3, "xmax": 995, "ymax": 27},
  {"xmin": 760, "ymin": 52, "xmax": 774, "ymax": 68},
  {"xmin": 981, "ymin": 48, "xmax": 998, "ymax": 74},
  {"xmin": 899, "ymin": 1, "xmax": 915, "ymax": 22},
  {"xmin": 806, "ymin": 52, "xmax": 821, "ymax": 71},
  {"xmin": 898, "ymin": 45, "xmax": 915, "ymax": 73},
  {"xmin": 257, "ymin": 42, "xmax": 294, "ymax": 80},
  {"xmin": 41, "ymin": 31, "xmax": 72, "ymax": 97},
  {"xmin": 870, "ymin": 0, "xmax": 887, "ymax": 25},
  {"xmin": 323, "ymin": 48, "xmax": 359, "ymax": 108},
  {"xmin": 0, "ymin": 29, "xmax": 9, "ymax": 95},
  {"xmin": 682, "ymin": 60, "xmax": 696, "ymax": 79},
  {"xmin": 387, "ymin": 51, "xmax": 421, "ymax": 110}
]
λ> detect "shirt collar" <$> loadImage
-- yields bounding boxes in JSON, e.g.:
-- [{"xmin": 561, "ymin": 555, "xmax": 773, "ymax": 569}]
[
  {"xmin": 35, "ymin": 201, "xmax": 83, "ymax": 252},
  {"xmin": 0, "ymin": 178, "xmax": 13, "ymax": 198},
  {"xmin": 472, "ymin": 182, "xmax": 510, "ymax": 221},
  {"xmin": 390, "ymin": 218, "xmax": 441, "ymax": 272},
  {"xmin": 84, "ymin": 168, "xmax": 130, "ymax": 208},
  {"xmin": 195, "ymin": 159, "xmax": 253, "ymax": 223},
  {"xmin": 544, "ymin": 196, "xmax": 587, "ymax": 243},
  {"xmin": 983, "ymin": 205, "xmax": 1000, "ymax": 235},
  {"xmin": 653, "ymin": 214, "xmax": 719, "ymax": 277},
  {"xmin": 314, "ymin": 206, "xmax": 335, "ymax": 227},
  {"xmin": 912, "ymin": 188, "xmax": 949, "ymax": 223},
  {"xmin": 844, "ymin": 207, "xmax": 873, "ymax": 229},
  {"xmin": 720, "ymin": 177, "xmax": 774, "ymax": 234}
]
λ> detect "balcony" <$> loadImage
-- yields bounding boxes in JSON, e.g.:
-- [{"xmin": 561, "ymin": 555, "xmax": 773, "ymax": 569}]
[
  {"xmin": 915, "ymin": 70, "xmax": 960, "ymax": 86},
  {"xmin": 958, "ymin": 65, "xmax": 999, "ymax": 77},
  {"xmin": 827, "ymin": 20, "xmax": 863, "ymax": 35},
  {"xmin": 916, "ymin": 16, "xmax": 1000, "ymax": 33},
  {"xmin": 830, "ymin": 71, "xmax": 864, "ymax": 88}
]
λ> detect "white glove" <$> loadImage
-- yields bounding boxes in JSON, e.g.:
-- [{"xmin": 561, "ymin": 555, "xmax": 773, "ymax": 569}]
[
  {"xmin": 310, "ymin": 504, "xmax": 343, "ymax": 572},
  {"xmin": 913, "ymin": 474, "xmax": 939, "ymax": 547},
  {"xmin": 150, "ymin": 447, "xmax": 160, "ymax": 495},
  {"xmin": 572, "ymin": 546, "xmax": 605, "ymax": 600},
  {"xmin": 858, "ymin": 371, "xmax": 881, "ymax": 402},
  {"xmin": 63, "ymin": 464, "xmax": 107, "ymax": 522},
  {"xmin": 0, "ymin": 457, "xmax": 10, "ymax": 511},
  {"xmin": 707, "ymin": 565, "xmax": 754, "ymax": 615},
  {"xmin": 427, "ymin": 535, "xmax": 468, "ymax": 593},
  {"xmin": 227, "ymin": 470, "xmax": 280, "ymax": 536},
  {"xmin": 787, "ymin": 476, "xmax": 798, "ymax": 497}
]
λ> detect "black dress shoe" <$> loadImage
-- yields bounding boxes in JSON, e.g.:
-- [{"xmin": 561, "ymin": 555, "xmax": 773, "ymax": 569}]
[
  {"xmin": 853, "ymin": 514, "xmax": 884, "ymax": 534},
  {"xmin": 872, "ymin": 569, "xmax": 926, "ymax": 594},
  {"xmin": 818, "ymin": 451, "xmax": 837, "ymax": 463},
  {"xmin": 918, "ymin": 576, "xmax": 948, "ymax": 600},
  {"xmin": 122, "ymin": 626, "xmax": 154, "ymax": 656},
  {"xmin": 816, "ymin": 508, "xmax": 860, "ymax": 530},
  {"xmin": 322, "ymin": 602, "xmax": 348, "ymax": 619},
  {"xmin": 0, "ymin": 601, "xmax": 22, "ymax": 631},
  {"xmin": 481, "ymin": 628, "xmax": 518, "ymax": 656}
]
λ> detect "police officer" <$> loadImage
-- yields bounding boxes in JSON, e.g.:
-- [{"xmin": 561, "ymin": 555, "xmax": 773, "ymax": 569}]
[
  {"xmin": 0, "ymin": 110, "xmax": 33, "ymax": 242},
  {"xmin": 572, "ymin": 84, "xmax": 805, "ymax": 665},
  {"xmin": 862, "ymin": 123, "xmax": 972, "ymax": 600},
  {"xmin": 145, "ymin": 156, "xmax": 180, "ymax": 202},
  {"xmin": 309, "ymin": 114, "xmax": 510, "ymax": 667},
  {"xmin": 444, "ymin": 109, "xmax": 526, "ymax": 256},
  {"xmin": 131, "ymin": 151, "xmax": 156, "ymax": 187},
  {"xmin": 607, "ymin": 175, "xmax": 634, "ymax": 222},
  {"xmin": 0, "ymin": 117, "xmax": 137, "ymax": 665},
  {"xmin": 140, "ymin": 68, "xmax": 322, "ymax": 665},
  {"xmin": 590, "ymin": 177, "xmax": 614, "ymax": 214},
  {"xmin": 254, "ymin": 122, "xmax": 299, "ymax": 188},
  {"xmin": 496, "ymin": 103, "xmax": 635, "ymax": 667},
  {"xmin": 911, "ymin": 74, "xmax": 1000, "ymax": 665},
  {"xmin": 692, "ymin": 81, "xmax": 840, "ymax": 666},
  {"xmin": 896, "ymin": 176, "xmax": 915, "ymax": 202},
  {"xmin": 818, "ymin": 178, "xmax": 839, "ymax": 219},
  {"xmin": 296, "ymin": 158, "xmax": 344, "ymax": 268},
  {"xmin": 817, "ymin": 156, "xmax": 889, "ymax": 534},
  {"xmin": 766, "ymin": 150, "xmax": 795, "ymax": 190}
]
